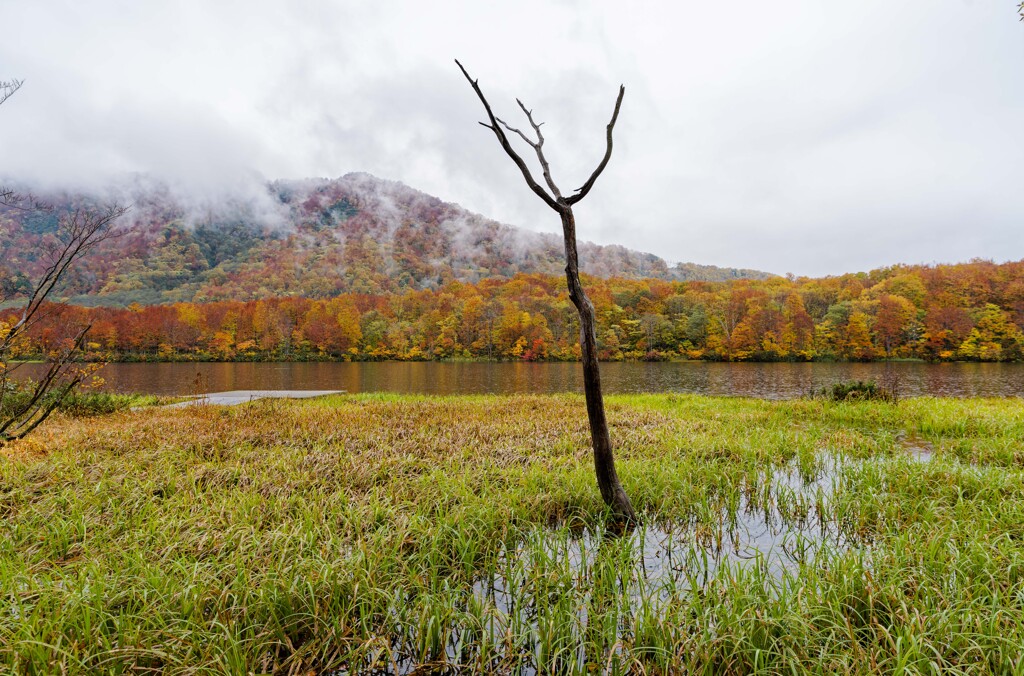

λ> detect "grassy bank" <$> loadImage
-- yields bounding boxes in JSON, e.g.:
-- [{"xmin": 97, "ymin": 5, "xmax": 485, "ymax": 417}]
[
  {"xmin": 0, "ymin": 391, "xmax": 174, "ymax": 421},
  {"xmin": 2, "ymin": 394, "xmax": 1023, "ymax": 674}
]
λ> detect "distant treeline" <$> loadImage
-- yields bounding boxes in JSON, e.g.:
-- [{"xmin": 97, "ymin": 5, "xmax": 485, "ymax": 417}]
[{"xmin": 7, "ymin": 259, "xmax": 1024, "ymax": 363}]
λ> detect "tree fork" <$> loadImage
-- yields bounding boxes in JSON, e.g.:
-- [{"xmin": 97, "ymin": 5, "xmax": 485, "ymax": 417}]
[{"xmin": 456, "ymin": 60, "xmax": 638, "ymax": 524}]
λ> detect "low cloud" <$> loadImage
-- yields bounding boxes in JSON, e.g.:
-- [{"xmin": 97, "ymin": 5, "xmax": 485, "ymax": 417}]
[{"xmin": 1, "ymin": 0, "xmax": 1021, "ymax": 276}]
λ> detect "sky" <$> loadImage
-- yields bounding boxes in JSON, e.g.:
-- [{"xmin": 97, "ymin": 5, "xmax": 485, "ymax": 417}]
[{"xmin": 0, "ymin": 0, "xmax": 1022, "ymax": 277}]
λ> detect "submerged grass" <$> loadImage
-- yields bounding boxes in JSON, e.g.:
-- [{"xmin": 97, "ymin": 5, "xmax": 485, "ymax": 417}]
[{"xmin": 1, "ymin": 393, "xmax": 1023, "ymax": 673}]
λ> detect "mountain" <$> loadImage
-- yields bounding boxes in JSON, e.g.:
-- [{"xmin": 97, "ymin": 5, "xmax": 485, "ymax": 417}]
[{"xmin": 0, "ymin": 173, "xmax": 774, "ymax": 306}]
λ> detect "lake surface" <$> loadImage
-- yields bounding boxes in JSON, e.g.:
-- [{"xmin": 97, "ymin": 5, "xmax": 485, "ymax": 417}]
[{"xmin": 29, "ymin": 361, "xmax": 1024, "ymax": 398}]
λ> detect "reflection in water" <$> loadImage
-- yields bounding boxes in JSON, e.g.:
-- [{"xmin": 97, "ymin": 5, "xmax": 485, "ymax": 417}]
[
  {"xmin": 372, "ymin": 460, "xmax": 845, "ymax": 674},
  {"xmin": 17, "ymin": 360, "xmax": 1024, "ymax": 398},
  {"xmin": 37, "ymin": 362, "xmax": 1024, "ymax": 399}
]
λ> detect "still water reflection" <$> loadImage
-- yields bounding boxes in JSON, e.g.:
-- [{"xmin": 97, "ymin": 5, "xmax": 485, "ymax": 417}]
[{"xmin": 33, "ymin": 361, "xmax": 1024, "ymax": 398}]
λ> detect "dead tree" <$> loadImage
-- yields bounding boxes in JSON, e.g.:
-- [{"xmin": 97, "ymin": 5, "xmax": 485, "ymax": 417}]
[
  {"xmin": 0, "ymin": 204, "xmax": 128, "ymax": 441},
  {"xmin": 0, "ymin": 81, "xmax": 129, "ymax": 441},
  {"xmin": 456, "ymin": 60, "xmax": 637, "ymax": 523},
  {"xmin": 0, "ymin": 79, "xmax": 25, "ymax": 208}
]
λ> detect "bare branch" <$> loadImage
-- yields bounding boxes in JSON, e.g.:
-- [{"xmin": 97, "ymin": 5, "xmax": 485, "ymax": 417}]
[
  {"xmin": 7, "ymin": 379, "xmax": 81, "ymax": 440},
  {"xmin": 494, "ymin": 117, "xmax": 537, "ymax": 148},
  {"xmin": 516, "ymin": 100, "xmax": 564, "ymax": 200},
  {"xmin": 455, "ymin": 60, "xmax": 561, "ymax": 212},
  {"xmin": 0, "ymin": 324, "xmax": 89, "ymax": 441},
  {"xmin": 565, "ymin": 85, "xmax": 625, "ymax": 207},
  {"xmin": 0, "ymin": 77, "xmax": 124, "ymax": 442},
  {"xmin": 494, "ymin": 114, "xmax": 563, "ymax": 200},
  {"xmin": 0, "ymin": 200, "xmax": 128, "ymax": 442},
  {"xmin": 20, "ymin": 204, "xmax": 128, "ymax": 319},
  {"xmin": 0, "ymin": 79, "xmax": 23, "ymax": 107},
  {"xmin": 0, "ymin": 187, "xmax": 49, "ymax": 211},
  {"xmin": 0, "ymin": 80, "xmax": 41, "ymax": 212},
  {"xmin": 455, "ymin": 64, "xmax": 636, "ymax": 523}
]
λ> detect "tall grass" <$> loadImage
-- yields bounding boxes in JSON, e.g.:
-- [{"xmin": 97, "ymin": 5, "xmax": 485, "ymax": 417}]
[
  {"xmin": 1, "ymin": 393, "xmax": 1023, "ymax": 673},
  {"xmin": 0, "ymin": 387, "xmax": 167, "ymax": 419}
]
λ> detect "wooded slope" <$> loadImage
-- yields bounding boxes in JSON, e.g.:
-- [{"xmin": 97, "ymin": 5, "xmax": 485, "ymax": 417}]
[
  {"xmin": 10, "ymin": 259, "xmax": 1024, "ymax": 363},
  {"xmin": 0, "ymin": 173, "xmax": 770, "ymax": 306}
]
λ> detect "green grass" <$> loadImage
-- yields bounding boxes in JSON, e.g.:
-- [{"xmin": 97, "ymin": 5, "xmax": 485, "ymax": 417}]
[
  {"xmin": 1, "ymin": 394, "xmax": 1023, "ymax": 673},
  {"xmin": 0, "ymin": 389, "xmax": 173, "ymax": 420}
]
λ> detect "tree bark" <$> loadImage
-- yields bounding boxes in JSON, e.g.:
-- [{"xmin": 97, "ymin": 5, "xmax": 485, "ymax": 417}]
[
  {"xmin": 455, "ymin": 60, "xmax": 637, "ymax": 524},
  {"xmin": 559, "ymin": 207, "xmax": 637, "ymax": 523}
]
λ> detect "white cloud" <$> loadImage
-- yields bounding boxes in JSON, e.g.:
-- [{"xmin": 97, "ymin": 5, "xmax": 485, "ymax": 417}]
[{"xmin": 1, "ymin": 0, "xmax": 1021, "ymax": 276}]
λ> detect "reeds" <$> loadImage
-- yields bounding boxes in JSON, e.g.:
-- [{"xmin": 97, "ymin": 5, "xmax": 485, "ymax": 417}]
[{"xmin": 1, "ymin": 393, "xmax": 1023, "ymax": 673}]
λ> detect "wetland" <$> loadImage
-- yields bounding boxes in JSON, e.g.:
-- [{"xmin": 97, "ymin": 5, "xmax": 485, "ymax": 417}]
[{"xmin": 2, "ymin": 393, "xmax": 1023, "ymax": 673}]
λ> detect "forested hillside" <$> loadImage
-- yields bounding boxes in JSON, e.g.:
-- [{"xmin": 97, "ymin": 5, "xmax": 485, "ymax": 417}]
[
  {"xmin": 9, "ymin": 259, "xmax": 1024, "ymax": 363},
  {"xmin": 0, "ymin": 173, "xmax": 770, "ymax": 306}
]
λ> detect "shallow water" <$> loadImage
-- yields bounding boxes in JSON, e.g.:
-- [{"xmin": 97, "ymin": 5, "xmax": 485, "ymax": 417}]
[
  {"xmin": 371, "ymin": 459, "xmax": 849, "ymax": 674},
  {"xmin": 375, "ymin": 446, "xmax": 959, "ymax": 673},
  {"xmin": 479, "ymin": 458, "xmax": 843, "ymax": 604},
  {"xmin": 899, "ymin": 434, "xmax": 936, "ymax": 462}
]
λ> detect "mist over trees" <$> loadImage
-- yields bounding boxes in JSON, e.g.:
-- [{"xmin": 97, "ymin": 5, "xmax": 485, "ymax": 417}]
[{"xmin": 0, "ymin": 174, "xmax": 771, "ymax": 308}]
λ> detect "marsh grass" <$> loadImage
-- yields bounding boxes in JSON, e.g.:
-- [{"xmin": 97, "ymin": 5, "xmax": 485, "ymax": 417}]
[
  {"xmin": 0, "ymin": 388, "xmax": 169, "ymax": 421},
  {"xmin": 1, "ymin": 394, "xmax": 1023, "ymax": 673}
]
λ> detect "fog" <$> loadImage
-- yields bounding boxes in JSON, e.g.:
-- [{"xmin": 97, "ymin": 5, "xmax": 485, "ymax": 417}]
[{"xmin": 1, "ymin": 0, "xmax": 1022, "ymax": 276}]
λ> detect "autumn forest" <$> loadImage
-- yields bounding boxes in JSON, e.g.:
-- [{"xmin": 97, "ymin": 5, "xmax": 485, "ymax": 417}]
[
  {"xmin": 3, "ymin": 175, "xmax": 1023, "ymax": 365},
  {"xmin": 6, "ymin": 258, "xmax": 1022, "ymax": 364}
]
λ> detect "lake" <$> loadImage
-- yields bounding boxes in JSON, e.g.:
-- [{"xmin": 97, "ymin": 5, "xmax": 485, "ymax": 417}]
[{"xmin": 28, "ymin": 361, "xmax": 1024, "ymax": 398}]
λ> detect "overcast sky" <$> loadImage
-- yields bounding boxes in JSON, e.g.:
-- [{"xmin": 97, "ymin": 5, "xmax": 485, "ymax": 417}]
[{"xmin": 1, "ymin": 0, "xmax": 1021, "ymax": 276}]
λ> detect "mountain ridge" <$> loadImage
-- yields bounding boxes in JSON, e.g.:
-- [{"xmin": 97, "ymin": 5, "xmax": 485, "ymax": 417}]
[{"xmin": 0, "ymin": 172, "xmax": 775, "ymax": 307}]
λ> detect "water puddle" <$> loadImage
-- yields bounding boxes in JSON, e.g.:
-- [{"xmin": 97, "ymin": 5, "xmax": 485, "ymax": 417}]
[
  {"xmin": 481, "ymin": 464, "xmax": 842, "ymax": 609},
  {"xmin": 354, "ymin": 459, "xmax": 851, "ymax": 674},
  {"xmin": 899, "ymin": 434, "xmax": 935, "ymax": 463}
]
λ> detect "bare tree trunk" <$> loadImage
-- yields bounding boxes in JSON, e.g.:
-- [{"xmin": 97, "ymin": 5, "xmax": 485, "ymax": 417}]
[
  {"xmin": 560, "ymin": 208, "xmax": 637, "ymax": 521},
  {"xmin": 456, "ymin": 60, "xmax": 638, "ymax": 523}
]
